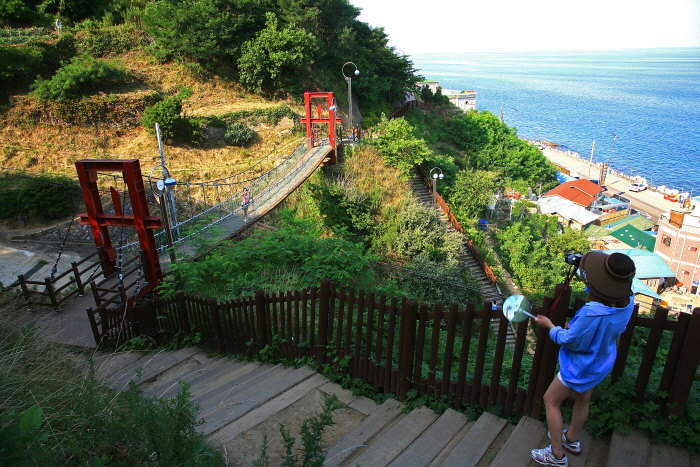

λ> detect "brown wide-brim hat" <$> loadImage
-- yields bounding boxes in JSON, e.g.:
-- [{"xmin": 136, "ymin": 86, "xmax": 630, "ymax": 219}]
[{"xmin": 579, "ymin": 251, "xmax": 635, "ymax": 302}]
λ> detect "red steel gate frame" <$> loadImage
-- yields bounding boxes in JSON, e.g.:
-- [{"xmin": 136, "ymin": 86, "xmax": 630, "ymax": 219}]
[
  {"xmin": 300, "ymin": 91, "xmax": 341, "ymax": 165},
  {"xmin": 75, "ymin": 159, "xmax": 163, "ymax": 301}
]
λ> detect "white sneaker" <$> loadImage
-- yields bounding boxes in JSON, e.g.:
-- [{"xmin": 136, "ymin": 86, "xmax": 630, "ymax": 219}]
[{"xmin": 531, "ymin": 445, "xmax": 568, "ymax": 466}]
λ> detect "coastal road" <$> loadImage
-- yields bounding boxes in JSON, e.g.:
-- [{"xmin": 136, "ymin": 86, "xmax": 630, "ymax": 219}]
[{"xmin": 541, "ymin": 146, "xmax": 680, "ymax": 222}]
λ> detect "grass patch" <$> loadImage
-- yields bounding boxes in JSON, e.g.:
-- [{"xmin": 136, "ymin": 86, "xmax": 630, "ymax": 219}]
[{"xmin": 0, "ymin": 303, "xmax": 225, "ymax": 466}]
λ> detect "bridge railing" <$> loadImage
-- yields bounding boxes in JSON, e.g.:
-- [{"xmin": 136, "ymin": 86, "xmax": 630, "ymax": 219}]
[{"xmin": 115, "ymin": 139, "xmax": 316, "ymax": 265}]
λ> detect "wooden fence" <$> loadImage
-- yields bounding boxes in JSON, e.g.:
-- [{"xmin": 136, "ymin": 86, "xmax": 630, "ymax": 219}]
[
  {"xmin": 1, "ymin": 249, "xmax": 104, "ymax": 309},
  {"xmin": 89, "ymin": 279, "xmax": 700, "ymax": 419},
  {"xmin": 1, "ymin": 246, "xmax": 146, "ymax": 312}
]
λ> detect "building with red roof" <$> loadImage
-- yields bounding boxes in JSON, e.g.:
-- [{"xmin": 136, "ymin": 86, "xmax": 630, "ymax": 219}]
[{"xmin": 540, "ymin": 179, "xmax": 604, "ymax": 208}]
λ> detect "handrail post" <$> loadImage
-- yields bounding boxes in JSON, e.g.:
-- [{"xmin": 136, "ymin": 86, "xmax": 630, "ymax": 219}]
[
  {"xmin": 71, "ymin": 261, "xmax": 85, "ymax": 296},
  {"xmin": 86, "ymin": 306, "xmax": 101, "ymax": 346},
  {"xmin": 96, "ymin": 246, "xmax": 109, "ymax": 278},
  {"xmin": 17, "ymin": 274, "xmax": 29, "ymax": 299},
  {"xmin": 90, "ymin": 280, "xmax": 101, "ymax": 307},
  {"xmin": 44, "ymin": 277, "xmax": 59, "ymax": 311}
]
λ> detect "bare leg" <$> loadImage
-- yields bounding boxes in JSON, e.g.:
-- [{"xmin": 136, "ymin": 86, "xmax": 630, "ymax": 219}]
[
  {"xmin": 543, "ymin": 377, "xmax": 573, "ymax": 459},
  {"xmin": 564, "ymin": 387, "xmax": 594, "ymax": 442}
]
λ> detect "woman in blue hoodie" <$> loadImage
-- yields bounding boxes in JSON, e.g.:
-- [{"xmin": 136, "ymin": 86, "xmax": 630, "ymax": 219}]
[{"xmin": 531, "ymin": 251, "xmax": 636, "ymax": 467}]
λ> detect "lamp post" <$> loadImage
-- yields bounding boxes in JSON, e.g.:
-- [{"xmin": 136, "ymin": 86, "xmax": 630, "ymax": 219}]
[
  {"xmin": 148, "ymin": 164, "xmax": 177, "ymax": 265},
  {"xmin": 342, "ymin": 62, "xmax": 359, "ymax": 136},
  {"xmin": 429, "ymin": 167, "xmax": 444, "ymax": 208}
]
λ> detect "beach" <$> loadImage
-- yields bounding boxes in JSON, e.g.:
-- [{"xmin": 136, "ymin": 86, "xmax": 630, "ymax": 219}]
[{"xmin": 539, "ymin": 144, "xmax": 682, "ymax": 222}]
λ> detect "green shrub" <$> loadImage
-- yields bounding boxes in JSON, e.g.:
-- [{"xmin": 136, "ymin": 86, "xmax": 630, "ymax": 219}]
[
  {"xmin": 142, "ymin": 92, "xmax": 205, "ymax": 145},
  {"xmin": 30, "ymin": 56, "xmax": 132, "ymax": 102},
  {"xmin": 0, "ymin": 44, "xmax": 43, "ymax": 92},
  {"xmin": 223, "ymin": 122, "xmax": 255, "ymax": 146},
  {"xmin": 142, "ymin": 95, "xmax": 184, "ymax": 141},
  {"xmin": 0, "ymin": 173, "xmax": 80, "ymax": 221}
]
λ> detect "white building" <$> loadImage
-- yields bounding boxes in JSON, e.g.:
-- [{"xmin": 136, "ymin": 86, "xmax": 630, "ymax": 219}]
[{"xmin": 416, "ymin": 81, "xmax": 477, "ymax": 112}]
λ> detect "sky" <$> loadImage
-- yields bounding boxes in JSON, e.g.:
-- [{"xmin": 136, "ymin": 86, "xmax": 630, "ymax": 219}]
[{"xmin": 350, "ymin": 0, "xmax": 700, "ymax": 54}]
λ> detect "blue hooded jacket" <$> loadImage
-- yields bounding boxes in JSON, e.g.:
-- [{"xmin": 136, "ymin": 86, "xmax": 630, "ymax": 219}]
[{"xmin": 549, "ymin": 299, "xmax": 635, "ymax": 393}]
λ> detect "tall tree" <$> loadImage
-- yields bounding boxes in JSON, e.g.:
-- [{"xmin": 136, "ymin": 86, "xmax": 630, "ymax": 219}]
[
  {"xmin": 142, "ymin": 0, "xmax": 271, "ymax": 64},
  {"xmin": 238, "ymin": 12, "xmax": 316, "ymax": 94}
]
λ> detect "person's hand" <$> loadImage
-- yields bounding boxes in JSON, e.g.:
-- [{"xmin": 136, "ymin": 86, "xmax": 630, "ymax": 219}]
[{"xmin": 535, "ymin": 314, "xmax": 554, "ymax": 330}]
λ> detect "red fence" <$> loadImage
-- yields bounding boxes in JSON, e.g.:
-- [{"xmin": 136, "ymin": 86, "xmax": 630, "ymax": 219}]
[{"xmin": 89, "ymin": 279, "xmax": 700, "ymax": 419}]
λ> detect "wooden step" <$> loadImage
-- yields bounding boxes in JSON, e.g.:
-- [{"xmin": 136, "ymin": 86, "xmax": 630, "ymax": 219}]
[
  {"xmin": 142, "ymin": 355, "xmax": 232, "ymax": 399},
  {"xmin": 387, "ymin": 408, "xmax": 468, "ymax": 467},
  {"xmin": 324, "ymin": 397, "xmax": 404, "ymax": 467},
  {"xmin": 90, "ymin": 350, "xmax": 144, "ymax": 380},
  {"xmin": 440, "ymin": 411, "xmax": 507, "ymax": 467},
  {"xmin": 187, "ymin": 360, "xmax": 261, "ymax": 400},
  {"xmin": 192, "ymin": 364, "xmax": 286, "ymax": 412},
  {"xmin": 346, "ymin": 406, "xmax": 439, "ymax": 467},
  {"xmin": 107, "ymin": 347, "xmax": 200, "ymax": 389},
  {"xmin": 211, "ymin": 372, "xmax": 329, "ymax": 445},
  {"xmin": 198, "ymin": 365, "xmax": 317, "ymax": 436},
  {"xmin": 609, "ymin": 427, "xmax": 650, "ymax": 467},
  {"xmin": 490, "ymin": 415, "xmax": 547, "ymax": 466}
]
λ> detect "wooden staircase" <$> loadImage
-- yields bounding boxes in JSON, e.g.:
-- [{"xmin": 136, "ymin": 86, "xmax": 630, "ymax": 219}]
[
  {"xmin": 408, "ymin": 173, "xmax": 513, "ymax": 345},
  {"xmin": 89, "ymin": 348, "xmax": 696, "ymax": 466}
]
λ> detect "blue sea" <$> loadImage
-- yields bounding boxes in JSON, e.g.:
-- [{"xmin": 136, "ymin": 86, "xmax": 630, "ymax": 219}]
[{"xmin": 411, "ymin": 48, "xmax": 700, "ymax": 193}]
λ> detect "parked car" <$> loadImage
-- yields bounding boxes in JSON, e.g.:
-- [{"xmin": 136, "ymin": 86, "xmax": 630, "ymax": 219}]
[{"xmin": 629, "ymin": 182, "xmax": 647, "ymax": 192}]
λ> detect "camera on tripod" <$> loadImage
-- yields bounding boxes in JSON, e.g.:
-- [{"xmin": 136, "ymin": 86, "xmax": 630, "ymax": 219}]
[{"xmin": 564, "ymin": 253, "xmax": 582, "ymax": 267}]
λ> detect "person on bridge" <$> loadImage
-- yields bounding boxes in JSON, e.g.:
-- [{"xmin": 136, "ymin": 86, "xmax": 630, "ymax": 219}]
[
  {"xmin": 531, "ymin": 251, "xmax": 636, "ymax": 466},
  {"xmin": 241, "ymin": 187, "xmax": 250, "ymax": 218}
]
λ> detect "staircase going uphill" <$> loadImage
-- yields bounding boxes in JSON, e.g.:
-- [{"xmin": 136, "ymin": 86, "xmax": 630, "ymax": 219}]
[{"xmin": 408, "ymin": 171, "xmax": 515, "ymax": 345}]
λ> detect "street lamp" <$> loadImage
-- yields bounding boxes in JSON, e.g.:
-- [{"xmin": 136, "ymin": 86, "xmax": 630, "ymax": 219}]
[
  {"xmin": 342, "ymin": 62, "xmax": 360, "ymax": 135},
  {"xmin": 429, "ymin": 167, "xmax": 444, "ymax": 208},
  {"xmin": 148, "ymin": 164, "xmax": 177, "ymax": 265}
]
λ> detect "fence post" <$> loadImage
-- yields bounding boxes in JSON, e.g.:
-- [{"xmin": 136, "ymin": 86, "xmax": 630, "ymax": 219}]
[
  {"xmin": 71, "ymin": 261, "xmax": 85, "ymax": 296},
  {"xmin": 255, "ymin": 289, "xmax": 268, "ymax": 353},
  {"xmin": 96, "ymin": 246, "xmax": 109, "ymax": 278},
  {"xmin": 611, "ymin": 304, "xmax": 639, "ymax": 383},
  {"xmin": 667, "ymin": 308, "xmax": 700, "ymax": 417},
  {"xmin": 44, "ymin": 277, "xmax": 59, "ymax": 311},
  {"xmin": 529, "ymin": 284, "xmax": 570, "ymax": 420},
  {"xmin": 316, "ymin": 278, "xmax": 331, "ymax": 370},
  {"xmin": 85, "ymin": 306, "xmax": 101, "ymax": 346},
  {"xmin": 176, "ymin": 291, "xmax": 190, "ymax": 334},
  {"xmin": 208, "ymin": 297, "xmax": 224, "ymax": 352},
  {"xmin": 398, "ymin": 300, "xmax": 418, "ymax": 401},
  {"xmin": 90, "ymin": 280, "xmax": 101, "ymax": 307},
  {"xmin": 17, "ymin": 275, "xmax": 29, "ymax": 299}
]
